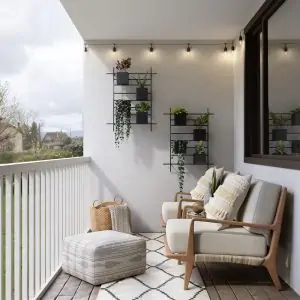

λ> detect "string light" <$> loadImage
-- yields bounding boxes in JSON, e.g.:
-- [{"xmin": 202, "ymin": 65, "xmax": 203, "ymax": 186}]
[
  {"xmin": 284, "ymin": 43, "xmax": 288, "ymax": 55},
  {"xmin": 149, "ymin": 43, "xmax": 154, "ymax": 52},
  {"xmin": 231, "ymin": 44, "xmax": 235, "ymax": 52},
  {"xmin": 224, "ymin": 43, "xmax": 228, "ymax": 52},
  {"xmin": 113, "ymin": 44, "xmax": 117, "ymax": 52},
  {"xmin": 84, "ymin": 43, "xmax": 88, "ymax": 52},
  {"xmin": 239, "ymin": 32, "xmax": 243, "ymax": 45},
  {"xmin": 186, "ymin": 43, "xmax": 191, "ymax": 52}
]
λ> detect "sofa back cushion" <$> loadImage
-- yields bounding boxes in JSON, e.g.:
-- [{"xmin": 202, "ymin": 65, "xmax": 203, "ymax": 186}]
[{"xmin": 240, "ymin": 179, "xmax": 281, "ymax": 240}]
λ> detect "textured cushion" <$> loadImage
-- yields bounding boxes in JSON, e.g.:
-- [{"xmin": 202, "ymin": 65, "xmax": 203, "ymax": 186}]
[
  {"xmin": 205, "ymin": 174, "xmax": 251, "ymax": 221},
  {"xmin": 162, "ymin": 201, "xmax": 192, "ymax": 223},
  {"xmin": 166, "ymin": 219, "xmax": 267, "ymax": 257},
  {"xmin": 62, "ymin": 231, "xmax": 146, "ymax": 285},
  {"xmin": 240, "ymin": 179, "xmax": 281, "ymax": 240},
  {"xmin": 190, "ymin": 167, "xmax": 224, "ymax": 202}
]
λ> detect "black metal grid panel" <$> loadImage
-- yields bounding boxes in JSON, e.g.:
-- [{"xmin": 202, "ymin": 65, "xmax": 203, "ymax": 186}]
[
  {"xmin": 162, "ymin": 108, "xmax": 213, "ymax": 172},
  {"xmin": 106, "ymin": 67, "xmax": 157, "ymax": 131}
]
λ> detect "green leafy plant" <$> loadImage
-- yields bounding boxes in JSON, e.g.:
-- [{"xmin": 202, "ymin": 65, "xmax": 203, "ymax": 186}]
[
  {"xmin": 269, "ymin": 112, "xmax": 289, "ymax": 126},
  {"xmin": 291, "ymin": 106, "xmax": 300, "ymax": 113},
  {"xmin": 274, "ymin": 140, "xmax": 287, "ymax": 155},
  {"xmin": 171, "ymin": 141, "xmax": 188, "ymax": 191},
  {"xmin": 134, "ymin": 72, "xmax": 148, "ymax": 88},
  {"xmin": 210, "ymin": 168, "xmax": 217, "ymax": 196},
  {"xmin": 116, "ymin": 57, "xmax": 132, "ymax": 71},
  {"xmin": 135, "ymin": 102, "xmax": 151, "ymax": 112},
  {"xmin": 194, "ymin": 113, "xmax": 209, "ymax": 127},
  {"xmin": 171, "ymin": 106, "xmax": 188, "ymax": 115},
  {"xmin": 195, "ymin": 141, "xmax": 205, "ymax": 155},
  {"xmin": 115, "ymin": 100, "xmax": 131, "ymax": 148}
]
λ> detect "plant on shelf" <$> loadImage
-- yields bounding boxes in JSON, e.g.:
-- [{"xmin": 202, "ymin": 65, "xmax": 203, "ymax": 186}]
[
  {"xmin": 172, "ymin": 106, "xmax": 188, "ymax": 126},
  {"xmin": 134, "ymin": 72, "xmax": 148, "ymax": 100},
  {"xmin": 269, "ymin": 112, "xmax": 289, "ymax": 141},
  {"xmin": 115, "ymin": 57, "xmax": 132, "ymax": 85},
  {"xmin": 115, "ymin": 100, "xmax": 131, "ymax": 148},
  {"xmin": 193, "ymin": 141, "xmax": 206, "ymax": 165},
  {"xmin": 290, "ymin": 106, "xmax": 300, "ymax": 125},
  {"xmin": 274, "ymin": 140, "xmax": 287, "ymax": 155},
  {"xmin": 171, "ymin": 141, "xmax": 188, "ymax": 192},
  {"xmin": 193, "ymin": 113, "xmax": 209, "ymax": 141},
  {"xmin": 135, "ymin": 102, "xmax": 151, "ymax": 124}
]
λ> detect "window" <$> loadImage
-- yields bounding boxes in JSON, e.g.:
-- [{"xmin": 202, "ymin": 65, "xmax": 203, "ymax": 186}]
[{"xmin": 244, "ymin": 0, "xmax": 300, "ymax": 169}]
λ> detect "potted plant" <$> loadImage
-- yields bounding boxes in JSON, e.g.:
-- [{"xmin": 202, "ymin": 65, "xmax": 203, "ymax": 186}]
[
  {"xmin": 273, "ymin": 140, "xmax": 287, "ymax": 155},
  {"xmin": 115, "ymin": 57, "xmax": 131, "ymax": 85},
  {"xmin": 291, "ymin": 106, "xmax": 300, "ymax": 125},
  {"xmin": 177, "ymin": 153, "xmax": 185, "ymax": 192},
  {"xmin": 135, "ymin": 102, "xmax": 150, "ymax": 124},
  {"xmin": 269, "ymin": 112, "xmax": 288, "ymax": 141},
  {"xmin": 172, "ymin": 140, "xmax": 188, "ymax": 154},
  {"xmin": 193, "ymin": 141, "xmax": 206, "ymax": 165},
  {"xmin": 193, "ymin": 114, "xmax": 209, "ymax": 141},
  {"xmin": 114, "ymin": 100, "xmax": 131, "ymax": 148},
  {"xmin": 135, "ymin": 73, "xmax": 148, "ymax": 100},
  {"xmin": 172, "ymin": 107, "xmax": 188, "ymax": 126}
]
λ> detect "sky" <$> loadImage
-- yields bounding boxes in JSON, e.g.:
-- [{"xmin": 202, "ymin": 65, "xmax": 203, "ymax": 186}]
[{"xmin": 0, "ymin": 0, "xmax": 83, "ymax": 133}]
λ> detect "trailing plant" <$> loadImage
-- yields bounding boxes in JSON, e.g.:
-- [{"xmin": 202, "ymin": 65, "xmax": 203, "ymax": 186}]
[
  {"xmin": 134, "ymin": 72, "xmax": 148, "ymax": 88},
  {"xmin": 116, "ymin": 57, "xmax": 132, "ymax": 72},
  {"xmin": 195, "ymin": 141, "xmax": 205, "ymax": 155},
  {"xmin": 269, "ymin": 112, "xmax": 289, "ymax": 126},
  {"xmin": 135, "ymin": 102, "xmax": 150, "ymax": 112},
  {"xmin": 171, "ymin": 106, "xmax": 188, "ymax": 115},
  {"xmin": 171, "ymin": 141, "xmax": 187, "ymax": 192},
  {"xmin": 291, "ymin": 106, "xmax": 300, "ymax": 113},
  {"xmin": 210, "ymin": 168, "xmax": 217, "ymax": 196},
  {"xmin": 194, "ymin": 113, "xmax": 209, "ymax": 127},
  {"xmin": 115, "ymin": 100, "xmax": 131, "ymax": 148},
  {"xmin": 274, "ymin": 140, "xmax": 287, "ymax": 155}
]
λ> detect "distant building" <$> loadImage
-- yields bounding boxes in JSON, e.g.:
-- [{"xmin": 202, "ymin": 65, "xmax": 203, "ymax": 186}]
[
  {"xmin": 43, "ymin": 132, "xmax": 69, "ymax": 149},
  {"xmin": 0, "ymin": 123, "xmax": 23, "ymax": 153}
]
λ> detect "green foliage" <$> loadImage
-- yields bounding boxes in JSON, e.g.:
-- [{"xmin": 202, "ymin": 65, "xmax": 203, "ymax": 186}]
[
  {"xmin": 195, "ymin": 141, "xmax": 205, "ymax": 155},
  {"xmin": 194, "ymin": 113, "xmax": 209, "ymax": 126},
  {"xmin": 134, "ymin": 72, "xmax": 148, "ymax": 88},
  {"xmin": 171, "ymin": 106, "xmax": 188, "ymax": 115},
  {"xmin": 135, "ymin": 102, "xmax": 150, "ymax": 112},
  {"xmin": 65, "ymin": 138, "xmax": 83, "ymax": 157},
  {"xmin": 171, "ymin": 141, "xmax": 187, "ymax": 192},
  {"xmin": 274, "ymin": 140, "xmax": 287, "ymax": 155},
  {"xmin": 115, "ymin": 100, "xmax": 131, "ymax": 148},
  {"xmin": 116, "ymin": 57, "xmax": 132, "ymax": 71},
  {"xmin": 0, "ymin": 152, "xmax": 13, "ymax": 164},
  {"xmin": 210, "ymin": 168, "xmax": 217, "ymax": 196},
  {"xmin": 269, "ymin": 112, "xmax": 289, "ymax": 126},
  {"xmin": 291, "ymin": 106, "xmax": 300, "ymax": 113}
]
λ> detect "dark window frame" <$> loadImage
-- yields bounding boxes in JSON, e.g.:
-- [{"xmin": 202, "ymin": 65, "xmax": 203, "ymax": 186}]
[{"xmin": 243, "ymin": 0, "xmax": 300, "ymax": 170}]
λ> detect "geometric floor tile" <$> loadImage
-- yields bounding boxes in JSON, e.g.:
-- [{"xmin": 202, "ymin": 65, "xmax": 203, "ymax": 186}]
[{"xmin": 97, "ymin": 233, "xmax": 210, "ymax": 300}]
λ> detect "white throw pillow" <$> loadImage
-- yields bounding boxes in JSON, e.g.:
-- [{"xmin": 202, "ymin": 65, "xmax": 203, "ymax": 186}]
[
  {"xmin": 190, "ymin": 167, "xmax": 224, "ymax": 203},
  {"xmin": 204, "ymin": 173, "xmax": 251, "ymax": 221}
]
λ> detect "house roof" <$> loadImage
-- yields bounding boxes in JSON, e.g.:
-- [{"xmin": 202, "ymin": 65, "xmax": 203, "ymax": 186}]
[{"xmin": 43, "ymin": 132, "xmax": 68, "ymax": 141}]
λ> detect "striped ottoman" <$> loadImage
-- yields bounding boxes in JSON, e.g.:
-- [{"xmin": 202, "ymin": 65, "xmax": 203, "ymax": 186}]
[{"xmin": 62, "ymin": 230, "xmax": 146, "ymax": 285}]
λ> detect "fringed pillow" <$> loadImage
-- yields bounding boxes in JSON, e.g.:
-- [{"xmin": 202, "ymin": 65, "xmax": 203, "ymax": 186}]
[
  {"xmin": 204, "ymin": 174, "xmax": 251, "ymax": 222},
  {"xmin": 190, "ymin": 167, "xmax": 224, "ymax": 203}
]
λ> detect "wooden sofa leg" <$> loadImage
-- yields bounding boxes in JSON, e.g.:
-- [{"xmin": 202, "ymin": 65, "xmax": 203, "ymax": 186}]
[
  {"xmin": 184, "ymin": 261, "xmax": 194, "ymax": 290},
  {"xmin": 264, "ymin": 261, "xmax": 282, "ymax": 290}
]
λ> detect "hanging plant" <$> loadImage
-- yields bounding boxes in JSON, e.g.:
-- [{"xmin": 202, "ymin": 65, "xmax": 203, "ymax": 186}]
[
  {"xmin": 115, "ymin": 100, "xmax": 131, "ymax": 148},
  {"xmin": 171, "ymin": 140, "xmax": 187, "ymax": 191}
]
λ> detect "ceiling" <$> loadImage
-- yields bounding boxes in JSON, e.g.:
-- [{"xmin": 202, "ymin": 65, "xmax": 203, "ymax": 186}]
[{"xmin": 60, "ymin": 0, "xmax": 264, "ymax": 41}]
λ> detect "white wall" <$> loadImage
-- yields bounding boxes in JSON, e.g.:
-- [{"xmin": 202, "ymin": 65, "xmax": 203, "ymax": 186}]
[
  {"xmin": 234, "ymin": 43, "xmax": 300, "ymax": 295},
  {"xmin": 84, "ymin": 44, "xmax": 234, "ymax": 232}
]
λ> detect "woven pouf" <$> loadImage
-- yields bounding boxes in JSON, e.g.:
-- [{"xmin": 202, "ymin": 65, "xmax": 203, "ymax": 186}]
[{"xmin": 62, "ymin": 230, "xmax": 146, "ymax": 285}]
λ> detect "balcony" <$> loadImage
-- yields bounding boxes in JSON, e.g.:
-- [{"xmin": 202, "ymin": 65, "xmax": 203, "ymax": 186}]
[{"xmin": 0, "ymin": 157, "xmax": 91, "ymax": 300}]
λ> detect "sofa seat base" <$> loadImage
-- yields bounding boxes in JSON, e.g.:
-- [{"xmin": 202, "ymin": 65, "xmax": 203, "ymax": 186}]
[{"xmin": 166, "ymin": 219, "xmax": 267, "ymax": 258}]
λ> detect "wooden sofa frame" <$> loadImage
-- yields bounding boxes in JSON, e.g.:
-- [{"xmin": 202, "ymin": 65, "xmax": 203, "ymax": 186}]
[{"xmin": 164, "ymin": 187, "xmax": 287, "ymax": 291}]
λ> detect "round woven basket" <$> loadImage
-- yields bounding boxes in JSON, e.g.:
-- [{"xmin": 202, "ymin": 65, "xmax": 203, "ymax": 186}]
[{"xmin": 90, "ymin": 198, "xmax": 124, "ymax": 231}]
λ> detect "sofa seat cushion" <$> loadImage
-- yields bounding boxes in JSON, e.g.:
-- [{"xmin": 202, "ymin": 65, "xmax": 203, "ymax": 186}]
[
  {"xmin": 166, "ymin": 219, "xmax": 267, "ymax": 257},
  {"xmin": 162, "ymin": 201, "xmax": 194, "ymax": 223}
]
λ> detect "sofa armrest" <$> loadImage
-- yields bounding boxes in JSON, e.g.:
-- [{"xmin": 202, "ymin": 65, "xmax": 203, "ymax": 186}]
[
  {"xmin": 191, "ymin": 216, "xmax": 275, "ymax": 230},
  {"xmin": 174, "ymin": 192, "xmax": 191, "ymax": 202},
  {"xmin": 177, "ymin": 199, "xmax": 203, "ymax": 218}
]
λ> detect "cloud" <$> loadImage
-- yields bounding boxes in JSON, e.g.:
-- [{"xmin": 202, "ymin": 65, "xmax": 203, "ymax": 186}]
[{"xmin": 0, "ymin": 0, "xmax": 83, "ymax": 131}]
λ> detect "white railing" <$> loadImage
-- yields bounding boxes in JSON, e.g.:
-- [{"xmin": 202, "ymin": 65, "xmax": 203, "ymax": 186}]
[{"xmin": 0, "ymin": 157, "xmax": 91, "ymax": 300}]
